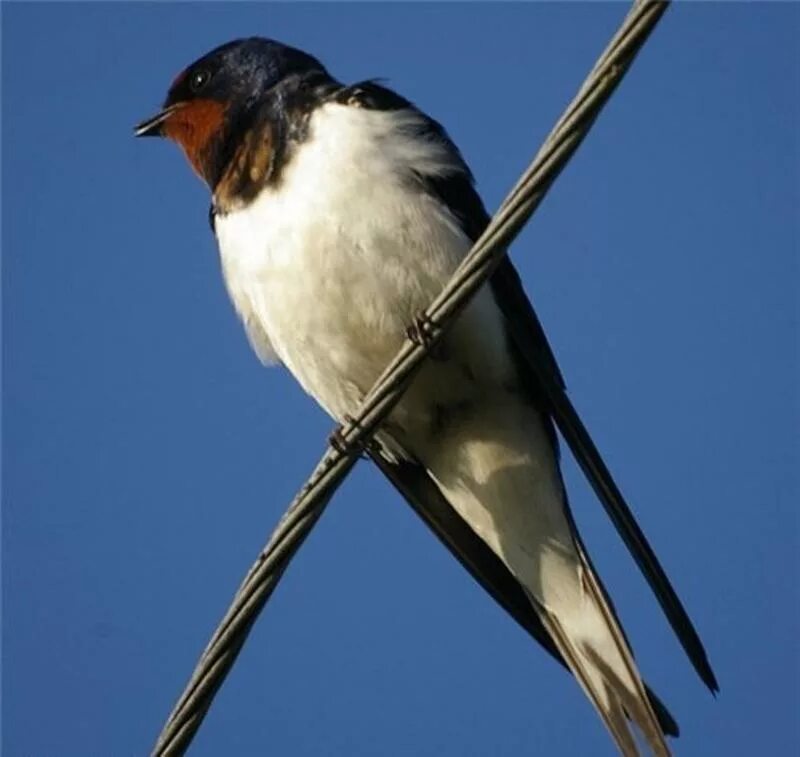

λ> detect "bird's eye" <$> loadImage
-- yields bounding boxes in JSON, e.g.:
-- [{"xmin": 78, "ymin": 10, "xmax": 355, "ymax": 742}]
[{"xmin": 189, "ymin": 69, "xmax": 211, "ymax": 92}]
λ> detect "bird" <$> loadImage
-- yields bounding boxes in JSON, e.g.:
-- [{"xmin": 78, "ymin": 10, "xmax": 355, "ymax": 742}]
[{"xmin": 135, "ymin": 37, "xmax": 717, "ymax": 755}]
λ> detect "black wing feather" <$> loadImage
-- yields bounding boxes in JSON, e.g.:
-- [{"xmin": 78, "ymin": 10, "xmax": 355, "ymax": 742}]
[
  {"xmin": 370, "ymin": 444, "xmax": 679, "ymax": 736},
  {"xmin": 370, "ymin": 446, "xmax": 564, "ymax": 662}
]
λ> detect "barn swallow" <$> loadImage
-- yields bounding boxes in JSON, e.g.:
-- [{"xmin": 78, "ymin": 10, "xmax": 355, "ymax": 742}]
[{"xmin": 136, "ymin": 38, "xmax": 717, "ymax": 755}]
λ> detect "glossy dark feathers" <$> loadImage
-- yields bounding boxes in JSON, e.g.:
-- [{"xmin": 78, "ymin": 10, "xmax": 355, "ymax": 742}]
[{"xmin": 165, "ymin": 37, "xmax": 328, "ymax": 112}]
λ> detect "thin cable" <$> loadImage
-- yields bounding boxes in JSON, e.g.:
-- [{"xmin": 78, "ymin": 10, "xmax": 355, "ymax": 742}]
[{"xmin": 152, "ymin": 2, "xmax": 669, "ymax": 753}]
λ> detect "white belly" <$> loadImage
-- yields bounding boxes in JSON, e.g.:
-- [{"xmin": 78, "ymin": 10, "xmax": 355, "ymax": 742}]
[
  {"xmin": 214, "ymin": 102, "xmax": 512, "ymax": 425},
  {"xmin": 214, "ymin": 99, "xmax": 582, "ymax": 615}
]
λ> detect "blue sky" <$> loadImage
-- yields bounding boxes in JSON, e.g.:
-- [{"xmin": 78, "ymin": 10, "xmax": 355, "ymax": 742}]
[{"xmin": 3, "ymin": 3, "xmax": 798, "ymax": 756}]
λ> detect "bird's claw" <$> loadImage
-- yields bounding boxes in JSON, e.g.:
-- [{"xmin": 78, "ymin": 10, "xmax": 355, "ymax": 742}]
[
  {"xmin": 328, "ymin": 425, "xmax": 351, "ymax": 455},
  {"xmin": 407, "ymin": 311, "xmax": 447, "ymax": 361},
  {"xmin": 406, "ymin": 311, "xmax": 439, "ymax": 348},
  {"xmin": 328, "ymin": 414, "xmax": 375, "ymax": 459}
]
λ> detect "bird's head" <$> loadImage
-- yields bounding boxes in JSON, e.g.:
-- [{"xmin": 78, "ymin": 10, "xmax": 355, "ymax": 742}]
[{"xmin": 134, "ymin": 38, "xmax": 328, "ymax": 188}]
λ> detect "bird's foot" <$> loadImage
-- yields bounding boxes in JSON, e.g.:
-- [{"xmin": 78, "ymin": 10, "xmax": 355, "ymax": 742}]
[
  {"xmin": 406, "ymin": 312, "xmax": 443, "ymax": 358},
  {"xmin": 328, "ymin": 414, "xmax": 375, "ymax": 459},
  {"xmin": 328, "ymin": 420, "xmax": 354, "ymax": 455}
]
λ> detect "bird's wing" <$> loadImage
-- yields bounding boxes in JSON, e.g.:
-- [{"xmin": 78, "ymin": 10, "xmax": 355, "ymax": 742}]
[
  {"xmin": 370, "ymin": 442, "xmax": 563, "ymax": 660},
  {"xmin": 489, "ymin": 257, "xmax": 719, "ymax": 693},
  {"xmin": 339, "ymin": 79, "xmax": 716, "ymax": 693},
  {"xmin": 370, "ymin": 439, "xmax": 679, "ymax": 739}
]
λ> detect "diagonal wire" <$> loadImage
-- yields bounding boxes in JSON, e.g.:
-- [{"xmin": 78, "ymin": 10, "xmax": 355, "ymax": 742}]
[{"xmin": 152, "ymin": 2, "xmax": 669, "ymax": 754}]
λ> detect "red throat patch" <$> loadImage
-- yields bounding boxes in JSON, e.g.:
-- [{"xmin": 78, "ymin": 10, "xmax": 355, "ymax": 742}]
[{"xmin": 162, "ymin": 99, "xmax": 227, "ymax": 182}]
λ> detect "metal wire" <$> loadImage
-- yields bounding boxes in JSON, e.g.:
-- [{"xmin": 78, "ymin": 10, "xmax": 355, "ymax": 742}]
[{"xmin": 152, "ymin": 2, "xmax": 669, "ymax": 753}]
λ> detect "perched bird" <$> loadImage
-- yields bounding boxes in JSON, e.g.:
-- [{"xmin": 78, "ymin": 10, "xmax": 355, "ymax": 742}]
[{"xmin": 136, "ymin": 38, "xmax": 716, "ymax": 755}]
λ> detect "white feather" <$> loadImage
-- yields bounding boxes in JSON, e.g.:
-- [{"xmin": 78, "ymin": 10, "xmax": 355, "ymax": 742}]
[
  {"xmin": 214, "ymin": 102, "xmax": 510, "ymax": 421},
  {"xmin": 214, "ymin": 101, "xmax": 665, "ymax": 753},
  {"xmin": 215, "ymin": 97, "xmax": 591, "ymax": 612}
]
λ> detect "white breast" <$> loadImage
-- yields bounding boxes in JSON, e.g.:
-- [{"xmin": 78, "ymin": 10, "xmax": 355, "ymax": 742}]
[
  {"xmin": 215, "ymin": 102, "xmax": 604, "ymax": 703},
  {"xmin": 214, "ymin": 102, "xmax": 511, "ymax": 423}
]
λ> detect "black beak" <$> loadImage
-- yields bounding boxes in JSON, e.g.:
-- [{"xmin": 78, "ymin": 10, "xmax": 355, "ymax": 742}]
[{"xmin": 134, "ymin": 104, "xmax": 181, "ymax": 137}]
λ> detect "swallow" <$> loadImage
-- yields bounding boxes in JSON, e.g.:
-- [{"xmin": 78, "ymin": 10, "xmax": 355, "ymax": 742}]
[{"xmin": 136, "ymin": 38, "xmax": 717, "ymax": 756}]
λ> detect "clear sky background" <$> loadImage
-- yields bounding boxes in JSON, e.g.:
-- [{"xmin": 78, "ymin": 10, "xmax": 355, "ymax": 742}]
[{"xmin": 3, "ymin": 3, "xmax": 798, "ymax": 756}]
